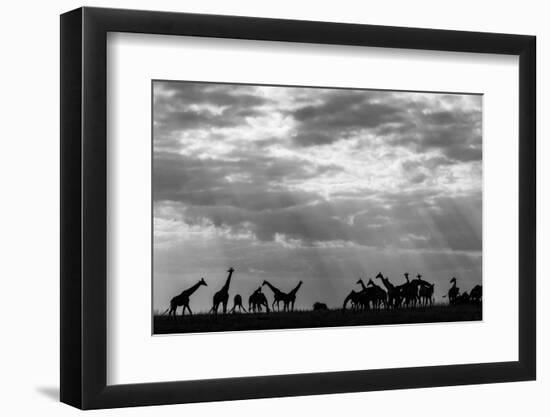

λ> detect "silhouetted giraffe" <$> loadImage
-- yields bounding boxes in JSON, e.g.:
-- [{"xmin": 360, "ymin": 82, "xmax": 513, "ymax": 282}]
[
  {"xmin": 444, "ymin": 277, "xmax": 460, "ymax": 304},
  {"xmin": 415, "ymin": 274, "xmax": 434, "ymax": 307},
  {"xmin": 164, "ymin": 278, "xmax": 207, "ymax": 318},
  {"xmin": 397, "ymin": 272, "xmax": 418, "ymax": 307},
  {"xmin": 285, "ymin": 281, "xmax": 303, "ymax": 311},
  {"xmin": 210, "ymin": 267, "xmax": 234, "ymax": 314},
  {"xmin": 375, "ymin": 272, "xmax": 400, "ymax": 308},
  {"xmin": 356, "ymin": 278, "xmax": 376, "ymax": 310},
  {"xmin": 343, "ymin": 289, "xmax": 363, "ymax": 312},
  {"xmin": 415, "ymin": 274, "xmax": 431, "ymax": 287},
  {"xmin": 418, "ymin": 282, "xmax": 435, "ymax": 306},
  {"xmin": 262, "ymin": 280, "xmax": 286, "ymax": 311},
  {"xmin": 248, "ymin": 286, "xmax": 269, "ymax": 313},
  {"xmin": 229, "ymin": 294, "xmax": 247, "ymax": 313},
  {"xmin": 366, "ymin": 278, "xmax": 388, "ymax": 309}
]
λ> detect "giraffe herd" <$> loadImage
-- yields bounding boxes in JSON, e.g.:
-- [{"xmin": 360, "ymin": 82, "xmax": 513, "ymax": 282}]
[
  {"xmin": 442, "ymin": 277, "xmax": 483, "ymax": 305},
  {"xmin": 343, "ymin": 272, "xmax": 481, "ymax": 312},
  {"xmin": 163, "ymin": 267, "xmax": 304, "ymax": 317},
  {"xmin": 343, "ymin": 272, "xmax": 435, "ymax": 311},
  {"xmin": 162, "ymin": 268, "xmax": 482, "ymax": 318},
  {"xmin": 262, "ymin": 280, "xmax": 303, "ymax": 312}
]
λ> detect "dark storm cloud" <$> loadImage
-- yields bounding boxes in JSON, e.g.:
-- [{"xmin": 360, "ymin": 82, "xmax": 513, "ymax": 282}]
[
  {"xmin": 290, "ymin": 90, "xmax": 405, "ymax": 147},
  {"xmin": 289, "ymin": 89, "xmax": 482, "ymax": 165},
  {"xmin": 381, "ymin": 105, "xmax": 482, "ymax": 162},
  {"xmin": 153, "ymin": 151, "xmax": 339, "ymax": 211},
  {"xmin": 155, "ymin": 81, "xmax": 271, "ymax": 108},
  {"xmin": 153, "ymin": 82, "xmax": 274, "ymax": 150},
  {"xmin": 292, "ymin": 131, "xmax": 336, "ymax": 147}
]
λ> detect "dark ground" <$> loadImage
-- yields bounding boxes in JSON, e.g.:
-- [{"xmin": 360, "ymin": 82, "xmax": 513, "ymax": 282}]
[{"xmin": 153, "ymin": 304, "xmax": 482, "ymax": 334}]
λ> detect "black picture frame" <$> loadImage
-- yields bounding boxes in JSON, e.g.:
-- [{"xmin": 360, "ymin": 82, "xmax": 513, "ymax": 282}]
[{"xmin": 60, "ymin": 6, "xmax": 536, "ymax": 410}]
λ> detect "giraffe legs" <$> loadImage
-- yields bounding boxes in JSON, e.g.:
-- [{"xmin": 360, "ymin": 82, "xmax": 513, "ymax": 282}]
[{"xmin": 237, "ymin": 304, "xmax": 246, "ymax": 313}]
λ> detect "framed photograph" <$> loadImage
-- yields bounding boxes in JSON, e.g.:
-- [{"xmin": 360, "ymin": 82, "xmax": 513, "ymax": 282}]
[{"xmin": 60, "ymin": 6, "xmax": 536, "ymax": 409}]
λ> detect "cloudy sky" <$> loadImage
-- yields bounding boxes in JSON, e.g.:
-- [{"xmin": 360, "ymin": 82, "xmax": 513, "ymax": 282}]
[{"xmin": 152, "ymin": 81, "xmax": 482, "ymax": 313}]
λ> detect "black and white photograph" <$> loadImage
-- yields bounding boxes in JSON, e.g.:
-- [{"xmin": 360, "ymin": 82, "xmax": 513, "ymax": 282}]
[
  {"xmin": 152, "ymin": 81, "xmax": 483, "ymax": 334},
  {"xmin": 52, "ymin": 3, "xmax": 538, "ymax": 412}
]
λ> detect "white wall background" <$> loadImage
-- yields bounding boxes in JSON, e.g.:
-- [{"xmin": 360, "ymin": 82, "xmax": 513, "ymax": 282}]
[{"xmin": 0, "ymin": 0, "xmax": 545, "ymax": 415}]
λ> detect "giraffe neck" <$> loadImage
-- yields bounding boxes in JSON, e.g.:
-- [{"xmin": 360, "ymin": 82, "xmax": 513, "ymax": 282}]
[
  {"xmin": 184, "ymin": 281, "xmax": 203, "ymax": 296},
  {"xmin": 221, "ymin": 271, "xmax": 233, "ymax": 293},
  {"xmin": 382, "ymin": 277, "xmax": 394, "ymax": 290},
  {"xmin": 289, "ymin": 282, "xmax": 302, "ymax": 296},
  {"xmin": 264, "ymin": 281, "xmax": 283, "ymax": 296},
  {"xmin": 376, "ymin": 277, "xmax": 388, "ymax": 290}
]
